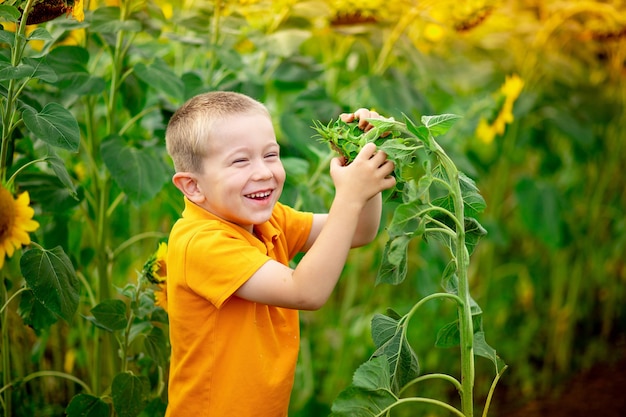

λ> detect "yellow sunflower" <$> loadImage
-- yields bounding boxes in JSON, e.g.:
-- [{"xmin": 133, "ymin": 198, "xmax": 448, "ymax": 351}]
[
  {"xmin": 154, "ymin": 282, "xmax": 168, "ymax": 313},
  {"xmin": 476, "ymin": 74, "xmax": 524, "ymax": 144},
  {"xmin": 142, "ymin": 242, "xmax": 168, "ymax": 311},
  {"xmin": 0, "ymin": 184, "xmax": 40, "ymax": 270},
  {"xmin": 142, "ymin": 242, "xmax": 167, "ymax": 283}
]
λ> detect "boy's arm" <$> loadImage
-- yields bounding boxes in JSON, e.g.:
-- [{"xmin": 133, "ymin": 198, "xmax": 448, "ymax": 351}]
[
  {"xmin": 234, "ymin": 143, "xmax": 395, "ymax": 311},
  {"xmin": 304, "ymin": 192, "xmax": 381, "ymax": 250}
]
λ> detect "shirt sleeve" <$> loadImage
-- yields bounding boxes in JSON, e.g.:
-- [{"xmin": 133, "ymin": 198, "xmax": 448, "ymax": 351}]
[
  {"xmin": 272, "ymin": 202, "xmax": 314, "ymax": 260},
  {"xmin": 184, "ymin": 227, "xmax": 270, "ymax": 309}
]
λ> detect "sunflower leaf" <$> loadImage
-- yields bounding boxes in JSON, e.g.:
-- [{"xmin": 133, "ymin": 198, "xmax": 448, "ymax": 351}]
[
  {"xmin": 20, "ymin": 246, "xmax": 80, "ymax": 323},
  {"xmin": 66, "ymin": 393, "xmax": 110, "ymax": 417},
  {"xmin": 22, "ymin": 103, "xmax": 80, "ymax": 152},
  {"xmin": 111, "ymin": 372, "xmax": 150, "ymax": 417},
  {"xmin": 100, "ymin": 136, "xmax": 170, "ymax": 205}
]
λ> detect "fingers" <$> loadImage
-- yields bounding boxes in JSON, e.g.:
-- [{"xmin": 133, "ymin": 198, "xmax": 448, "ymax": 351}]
[
  {"xmin": 355, "ymin": 143, "xmax": 395, "ymax": 175},
  {"xmin": 330, "ymin": 156, "xmax": 348, "ymax": 169},
  {"xmin": 339, "ymin": 108, "xmax": 382, "ymax": 132}
]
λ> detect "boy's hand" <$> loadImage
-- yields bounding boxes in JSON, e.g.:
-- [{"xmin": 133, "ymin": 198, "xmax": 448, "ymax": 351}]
[
  {"xmin": 330, "ymin": 142, "xmax": 396, "ymax": 206},
  {"xmin": 339, "ymin": 108, "xmax": 382, "ymax": 132}
]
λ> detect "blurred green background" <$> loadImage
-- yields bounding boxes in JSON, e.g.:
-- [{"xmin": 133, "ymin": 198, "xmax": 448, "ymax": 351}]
[{"xmin": 1, "ymin": 0, "xmax": 625, "ymax": 415}]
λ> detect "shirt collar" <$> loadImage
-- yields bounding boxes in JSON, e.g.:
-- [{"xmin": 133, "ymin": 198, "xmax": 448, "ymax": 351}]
[{"xmin": 182, "ymin": 197, "xmax": 280, "ymax": 251}]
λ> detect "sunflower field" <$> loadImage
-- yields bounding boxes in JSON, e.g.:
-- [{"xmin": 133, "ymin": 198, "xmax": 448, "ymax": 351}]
[{"xmin": 0, "ymin": 0, "xmax": 625, "ymax": 416}]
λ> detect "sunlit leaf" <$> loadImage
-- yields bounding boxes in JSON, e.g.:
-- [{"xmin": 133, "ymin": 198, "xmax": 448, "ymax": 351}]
[
  {"xmin": 0, "ymin": 5, "xmax": 20, "ymax": 22},
  {"xmin": 22, "ymin": 103, "xmax": 80, "ymax": 151},
  {"xmin": 421, "ymin": 114, "xmax": 462, "ymax": 137}
]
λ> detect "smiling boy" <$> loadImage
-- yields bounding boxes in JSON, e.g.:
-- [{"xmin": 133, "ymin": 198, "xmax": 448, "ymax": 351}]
[{"xmin": 164, "ymin": 91, "xmax": 395, "ymax": 416}]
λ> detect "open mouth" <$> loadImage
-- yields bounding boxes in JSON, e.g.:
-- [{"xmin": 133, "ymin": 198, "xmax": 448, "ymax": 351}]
[{"xmin": 244, "ymin": 190, "xmax": 272, "ymax": 200}]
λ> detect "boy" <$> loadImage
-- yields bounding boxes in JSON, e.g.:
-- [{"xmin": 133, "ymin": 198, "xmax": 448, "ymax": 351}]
[{"xmin": 164, "ymin": 91, "xmax": 395, "ymax": 416}]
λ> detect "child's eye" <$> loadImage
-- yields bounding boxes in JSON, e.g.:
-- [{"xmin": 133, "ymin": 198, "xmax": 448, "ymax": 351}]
[
  {"xmin": 232, "ymin": 158, "xmax": 248, "ymax": 165},
  {"xmin": 265, "ymin": 153, "xmax": 279, "ymax": 159}
]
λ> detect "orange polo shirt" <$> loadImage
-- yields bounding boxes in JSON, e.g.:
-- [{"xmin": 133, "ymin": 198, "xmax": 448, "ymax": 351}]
[{"xmin": 165, "ymin": 198, "xmax": 313, "ymax": 417}]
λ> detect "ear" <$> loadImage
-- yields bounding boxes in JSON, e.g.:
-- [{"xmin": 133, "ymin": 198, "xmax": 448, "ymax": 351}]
[{"xmin": 172, "ymin": 172, "xmax": 206, "ymax": 204}]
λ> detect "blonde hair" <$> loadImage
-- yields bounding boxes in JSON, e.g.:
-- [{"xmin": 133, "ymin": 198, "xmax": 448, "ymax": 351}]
[{"xmin": 165, "ymin": 91, "xmax": 270, "ymax": 173}]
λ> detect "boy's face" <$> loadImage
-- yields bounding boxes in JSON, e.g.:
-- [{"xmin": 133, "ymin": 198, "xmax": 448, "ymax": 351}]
[{"xmin": 193, "ymin": 112, "xmax": 286, "ymax": 232}]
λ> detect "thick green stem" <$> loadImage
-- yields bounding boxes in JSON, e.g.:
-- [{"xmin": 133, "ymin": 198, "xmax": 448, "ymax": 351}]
[
  {"xmin": 435, "ymin": 142, "xmax": 475, "ymax": 416},
  {"xmin": 0, "ymin": 272, "xmax": 11, "ymax": 416},
  {"xmin": 1, "ymin": 0, "xmax": 37, "ymax": 183}
]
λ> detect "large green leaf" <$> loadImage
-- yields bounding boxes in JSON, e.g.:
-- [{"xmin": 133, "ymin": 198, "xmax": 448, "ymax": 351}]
[
  {"xmin": 421, "ymin": 114, "xmax": 462, "ymax": 137},
  {"xmin": 458, "ymin": 172, "xmax": 486, "ymax": 217},
  {"xmin": 89, "ymin": 7, "xmax": 142, "ymax": 33},
  {"xmin": 330, "ymin": 356, "xmax": 397, "ymax": 417},
  {"xmin": 0, "ymin": 5, "xmax": 20, "ymax": 22},
  {"xmin": 143, "ymin": 326, "xmax": 169, "ymax": 366},
  {"xmin": 46, "ymin": 152, "xmax": 78, "ymax": 198},
  {"xmin": 27, "ymin": 27, "xmax": 52, "ymax": 42},
  {"xmin": 66, "ymin": 393, "xmax": 110, "ymax": 417},
  {"xmin": 371, "ymin": 312, "xmax": 420, "ymax": 393},
  {"xmin": 46, "ymin": 46, "xmax": 106, "ymax": 96},
  {"xmin": 111, "ymin": 372, "xmax": 150, "ymax": 417},
  {"xmin": 17, "ymin": 172, "xmax": 81, "ymax": 213},
  {"xmin": 22, "ymin": 103, "xmax": 80, "ymax": 151},
  {"xmin": 386, "ymin": 200, "xmax": 425, "ymax": 238},
  {"xmin": 0, "ymin": 62, "xmax": 39, "ymax": 81},
  {"xmin": 474, "ymin": 331, "xmax": 506, "ymax": 374},
  {"xmin": 88, "ymin": 299, "xmax": 128, "ymax": 332},
  {"xmin": 133, "ymin": 59, "xmax": 185, "ymax": 101},
  {"xmin": 100, "ymin": 137, "xmax": 169, "ymax": 204},
  {"xmin": 0, "ymin": 29, "xmax": 15, "ymax": 46},
  {"xmin": 20, "ymin": 246, "xmax": 80, "ymax": 323},
  {"xmin": 17, "ymin": 289, "xmax": 59, "ymax": 333},
  {"xmin": 376, "ymin": 235, "xmax": 410, "ymax": 286},
  {"xmin": 22, "ymin": 57, "xmax": 57, "ymax": 83}
]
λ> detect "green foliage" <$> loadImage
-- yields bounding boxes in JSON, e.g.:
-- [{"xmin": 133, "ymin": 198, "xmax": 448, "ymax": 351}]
[
  {"xmin": 20, "ymin": 245, "xmax": 80, "ymax": 323},
  {"xmin": 0, "ymin": 0, "xmax": 624, "ymax": 416},
  {"xmin": 319, "ymin": 113, "xmax": 503, "ymax": 416}
]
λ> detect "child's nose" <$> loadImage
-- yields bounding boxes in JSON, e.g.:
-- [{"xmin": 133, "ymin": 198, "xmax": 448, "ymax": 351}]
[{"xmin": 251, "ymin": 160, "xmax": 273, "ymax": 180}]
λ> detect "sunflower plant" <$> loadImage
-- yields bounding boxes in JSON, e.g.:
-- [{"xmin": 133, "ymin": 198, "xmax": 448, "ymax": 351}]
[
  {"xmin": 1, "ymin": 0, "xmax": 170, "ymax": 415},
  {"xmin": 317, "ymin": 113, "xmax": 507, "ymax": 417},
  {"xmin": 0, "ymin": 1, "xmax": 83, "ymax": 415},
  {"xmin": 68, "ymin": 242, "xmax": 170, "ymax": 416}
]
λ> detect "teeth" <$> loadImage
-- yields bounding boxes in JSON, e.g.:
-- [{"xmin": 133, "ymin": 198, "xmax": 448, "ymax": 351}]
[{"xmin": 246, "ymin": 191, "xmax": 271, "ymax": 199}]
